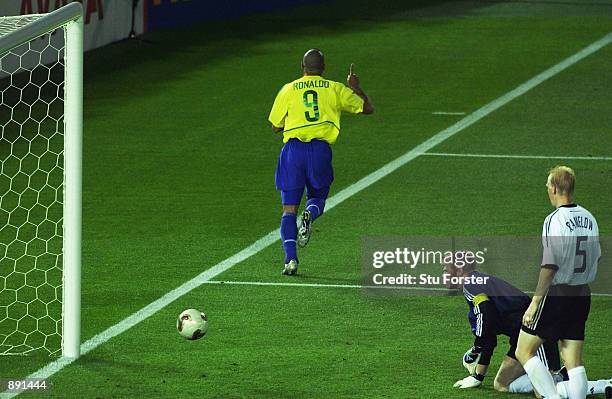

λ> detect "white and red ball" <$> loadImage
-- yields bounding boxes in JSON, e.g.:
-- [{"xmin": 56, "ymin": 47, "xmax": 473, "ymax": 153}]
[{"xmin": 177, "ymin": 309, "xmax": 208, "ymax": 340}]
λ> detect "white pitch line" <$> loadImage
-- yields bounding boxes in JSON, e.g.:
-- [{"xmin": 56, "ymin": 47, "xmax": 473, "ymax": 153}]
[
  {"xmin": 424, "ymin": 152, "xmax": 612, "ymax": 161},
  {"xmin": 5, "ymin": 31, "xmax": 611, "ymax": 399},
  {"xmin": 208, "ymin": 280, "xmax": 365, "ymax": 289},
  {"xmin": 205, "ymin": 280, "xmax": 453, "ymax": 292},
  {"xmin": 432, "ymin": 111, "xmax": 467, "ymax": 115},
  {"xmin": 204, "ymin": 280, "xmax": 612, "ymax": 297}
]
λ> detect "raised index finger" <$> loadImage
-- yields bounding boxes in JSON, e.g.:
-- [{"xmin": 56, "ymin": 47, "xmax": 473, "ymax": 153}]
[{"xmin": 349, "ymin": 63, "xmax": 355, "ymax": 75}]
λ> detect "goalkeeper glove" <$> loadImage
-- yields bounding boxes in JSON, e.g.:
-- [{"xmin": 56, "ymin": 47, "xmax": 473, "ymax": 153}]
[
  {"xmin": 462, "ymin": 345, "xmax": 482, "ymax": 375},
  {"xmin": 453, "ymin": 375, "xmax": 483, "ymax": 389}
]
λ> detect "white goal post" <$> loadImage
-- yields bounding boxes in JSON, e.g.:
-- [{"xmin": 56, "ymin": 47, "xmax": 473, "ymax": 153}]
[{"xmin": 0, "ymin": 3, "xmax": 82, "ymax": 358}]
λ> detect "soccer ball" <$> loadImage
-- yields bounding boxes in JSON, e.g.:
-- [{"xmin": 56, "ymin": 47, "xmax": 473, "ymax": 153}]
[{"xmin": 177, "ymin": 309, "xmax": 208, "ymax": 340}]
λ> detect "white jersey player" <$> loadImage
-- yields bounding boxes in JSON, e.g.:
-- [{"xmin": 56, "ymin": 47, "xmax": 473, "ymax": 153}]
[
  {"xmin": 515, "ymin": 166, "xmax": 601, "ymax": 399},
  {"xmin": 542, "ymin": 203, "xmax": 600, "ymax": 286}
]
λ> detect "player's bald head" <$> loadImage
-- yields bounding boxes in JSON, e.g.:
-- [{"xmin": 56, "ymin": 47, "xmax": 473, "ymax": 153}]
[
  {"xmin": 302, "ymin": 48, "xmax": 325, "ymax": 75},
  {"xmin": 442, "ymin": 258, "xmax": 476, "ymax": 289}
]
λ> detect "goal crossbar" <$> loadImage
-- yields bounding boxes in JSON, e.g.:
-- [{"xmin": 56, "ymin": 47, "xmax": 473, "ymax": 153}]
[{"xmin": 0, "ymin": 3, "xmax": 82, "ymax": 56}]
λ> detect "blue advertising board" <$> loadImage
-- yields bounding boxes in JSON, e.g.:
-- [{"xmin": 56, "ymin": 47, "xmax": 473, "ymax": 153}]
[{"xmin": 145, "ymin": 0, "xmax": 326, "ymax": 32}]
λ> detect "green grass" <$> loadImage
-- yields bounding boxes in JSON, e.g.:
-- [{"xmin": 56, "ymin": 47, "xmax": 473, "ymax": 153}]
[
  {"xmin": 1, "ymin": 0, "xmax": 611, "ymax": 397},
  {"xmin": 11, "ymin": 287, "xmax": 612, "ymax": 399}
]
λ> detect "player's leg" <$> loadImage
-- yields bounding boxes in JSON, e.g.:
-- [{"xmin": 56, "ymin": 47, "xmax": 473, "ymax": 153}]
[
  {"xmin": 538, "ymin": 338, "xmax": 572, "ymax": 398},
  {"xmin": 498, "ymin": 323, "xmax": 534, "ymax": 393},
  {"xmin": 550, "ymin": 264, "xmax": 606, "ymax": 399},
  {"xmin": 297, "ymin": 139, "xmax": 333, "ymax": 248},
  {"xmin": 495, "ymin": 349, "xmax": 598, "ymax": 398},
  {"xmin": 559, "ymin": 339, "xmax": 588, "ymax": 399},
  {"xmin": 516, "ymin": 293, "xmax": 564, "ymax": 399},
  {"xmin": 304, "ymin": 185, "xmax": 328, "ymax": 222},
  {"xmin": 495, "ymin": 315, "xmax": 537, "ymax": 394},
  {"xmin": 298, "ymin": 185, "xmax": 329, "ymax": 247},
  {"xmin": 275, "ymin": 139, "xmax": 306, "ymax": 275},
  {"xmin": 281, "ymin": 200, "xmax": 300, "ymax": 265},
  {"xmin": 494, "ymin": 355, "xmax": 529, "ymax": 392},
  {"xmin": 542, "ymin": 337, "xmax": 562, "ymax": 373},
  {"xmin": 500, "ymin": 332, "xmax": 556, "ymax": 394},
  {"xmin": 516, "ymin": 331, "xmax": 561, "ymax": 399},
  {"xmin": 556, "ymin": 290, "xmax": 591, "ymax": 398},
  {"xmin": 280, "ymin": 190, "xmax": 302, "ymax": 275},
  {"xmin": 557, "ymin": 376, "xmax": 612, "ymax": 398}
]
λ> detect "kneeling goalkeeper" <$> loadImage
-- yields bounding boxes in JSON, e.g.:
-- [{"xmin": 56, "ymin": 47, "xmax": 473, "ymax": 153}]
[
  {"xmin": 444, "ymin": 261, "xmax": 561, "ymax": 392},
  {"xmin": 268, "ymin": 49, "xmax": 373, "ymax": 276},
  {"xmin": 445, "ymin": 262, "xmax": 611, "ymax": 397}
]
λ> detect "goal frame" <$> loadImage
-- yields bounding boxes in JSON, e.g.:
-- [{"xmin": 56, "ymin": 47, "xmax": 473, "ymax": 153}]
[{"xmin": 0, "ymin": 2, "xmax": 83, "ymax": 359}]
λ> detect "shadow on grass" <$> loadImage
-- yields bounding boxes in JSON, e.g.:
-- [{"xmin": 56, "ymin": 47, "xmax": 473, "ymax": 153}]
[{"xmin": 83, "ymin": 0, "xmax": 465, "ymax": 99}]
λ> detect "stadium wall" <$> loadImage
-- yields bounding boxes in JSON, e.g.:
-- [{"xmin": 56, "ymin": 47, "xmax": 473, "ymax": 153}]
[
  {"xmin": 0, "ymin": 0, "xmax": 323, "ymax": 74},
  {"xmin": 143, "ymin": 0, "xmax": 327, "ymax": 32},
  {"xmin": 0, "ymin": 0, "xmax": 144, "ymax": 52}
]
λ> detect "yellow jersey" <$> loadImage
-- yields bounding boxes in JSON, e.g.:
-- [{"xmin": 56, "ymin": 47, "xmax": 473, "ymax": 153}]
[{"xmin": 268, "ymin": 75, "xmax": 364, "ymax": 144}]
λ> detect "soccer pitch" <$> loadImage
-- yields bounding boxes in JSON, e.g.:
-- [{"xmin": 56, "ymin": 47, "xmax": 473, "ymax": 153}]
[{"xmin": 2, "ymin": 0, "xmax": 612, "ymax": 397}]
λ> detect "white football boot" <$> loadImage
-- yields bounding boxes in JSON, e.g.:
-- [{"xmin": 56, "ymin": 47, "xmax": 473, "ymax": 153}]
[
  {"xmin": 282, "ymin": 259, "xmax": 298, "ymax": 276},
  {"xmin": 297, "ymin": 210, "xmax": 312, "ymax": 248}
]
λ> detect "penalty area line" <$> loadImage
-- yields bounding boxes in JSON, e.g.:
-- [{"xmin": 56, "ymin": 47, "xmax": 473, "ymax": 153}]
[
  {"xmin": 423, "ymin": 153, "xmax": 612, "ymax": 161},
  {"xmin": 5, "ymin": 31, "xmax": 611, "ymax": 399}
]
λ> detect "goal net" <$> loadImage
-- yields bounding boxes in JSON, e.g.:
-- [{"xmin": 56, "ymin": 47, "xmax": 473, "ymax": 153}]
[{"xmin": 0, "ymin": 3, "xmax": 82, "ymax": 358}]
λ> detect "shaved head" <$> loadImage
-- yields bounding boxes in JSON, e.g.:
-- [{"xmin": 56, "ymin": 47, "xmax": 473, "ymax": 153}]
[{"xmin": 302, "ymin": 48, "xmax": 325, "ymax": 75}]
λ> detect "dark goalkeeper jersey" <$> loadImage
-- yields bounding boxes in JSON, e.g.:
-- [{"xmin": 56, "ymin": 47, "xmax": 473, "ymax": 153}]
[
  {"xmin": 463, "ymin": 271, "xmax": 530, "ymax": 328},
  {"xmin": 463, "ymin": 271, "xmax": 530, "ymax": 366}
]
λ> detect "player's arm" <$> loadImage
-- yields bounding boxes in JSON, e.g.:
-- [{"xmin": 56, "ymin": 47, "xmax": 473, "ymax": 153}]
[
  {"xmin": 524, "ymin": 224, "xmax": 558, "ymax": 326},
  {"xmin": 523, "ymin": 267, "xmax": 556, "ymax": 326},
  {"xmin": 454, "ymin": 304, "xmax": 495, "ymax": 389},
  {"xmin": 471, "ymin": 295, "xmax": 498, "ymax": 373},
  {"xmin": 269, "ymin": 85, "xmax": 288, "ymax": 134},
  {"xmin": 346, "ymin": 63, "xmax": 374, "ymax": 114},
  {"xmin": 462, "ymin": 290, "xmax": 498, "ymax": 373},
  {"xmin": 456, "ymin": 292, "xmax": 496, "ymax": 388},
  {"xmin": 475, "ymin": 363, "xmax": 488, "ymax": 376},
  {"xmin": 456, "ymin": 343, "xmax": 489, "ymax": 389},
  {"xmin": 462, "ymin": 308, "xmax": 482, "ymax": 374},
  {"xmin": 533, "ymin": 267, "xmax": 556, "ymax": 298}
]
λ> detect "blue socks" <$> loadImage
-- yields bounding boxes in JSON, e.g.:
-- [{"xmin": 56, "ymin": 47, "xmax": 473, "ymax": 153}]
[
  {"xmin": 280, "ymin": 200, "xmax": 325, "ymax": 264},
  {"xmin": 280, "ymin": 213, "xmax": 297, "ymax": 263},
  {"xmin": 305, "ymin": 198, "xmax": 325, "ymax": 221}
]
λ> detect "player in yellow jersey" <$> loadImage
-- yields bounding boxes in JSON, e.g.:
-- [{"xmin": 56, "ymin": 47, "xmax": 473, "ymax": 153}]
[{"xmin": 268, "ymin": 48, "xmax": 374, "ymax": 275}]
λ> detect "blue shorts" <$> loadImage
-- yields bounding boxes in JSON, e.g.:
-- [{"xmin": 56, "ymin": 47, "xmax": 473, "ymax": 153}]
[{"xmin": 276, "ymin": 139, "xmax": 333, "ymax": 205}]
